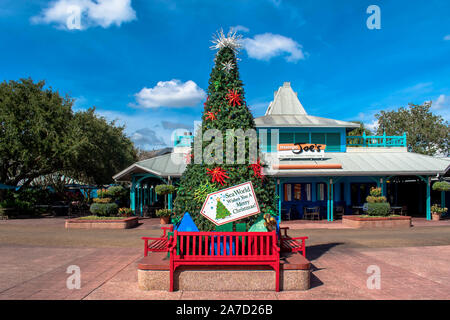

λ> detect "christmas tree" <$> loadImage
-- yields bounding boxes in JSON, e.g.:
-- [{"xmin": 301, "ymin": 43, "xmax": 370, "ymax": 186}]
[
  {"xmin": 216, "ymin": 198, "xmax": 231, "ymax": 220},
  {"xmin": 173, "ymin": 29, "xmax": 278, "ymax": 231}
]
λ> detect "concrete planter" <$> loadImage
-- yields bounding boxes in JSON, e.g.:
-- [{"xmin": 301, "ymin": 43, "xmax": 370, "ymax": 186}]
[
  {"xmin": 342, "ymin": 215, "xmax": 411, "ymax": 228},
  {"xmin": 65, "ymin": 216, "xmax": 139, "ymax": 229},
  {"xmin": 431, "ymin": 213, "xmax": 441, "ymax": 221},
  {"xmin": 159, "ymin": 216, "xmax": 170, "ymax": 225}
]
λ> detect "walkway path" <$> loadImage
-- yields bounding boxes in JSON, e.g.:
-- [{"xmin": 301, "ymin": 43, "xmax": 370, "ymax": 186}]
[{"xmin": 0, "ymin": 218, "xmax": 449, "ymax": 299}]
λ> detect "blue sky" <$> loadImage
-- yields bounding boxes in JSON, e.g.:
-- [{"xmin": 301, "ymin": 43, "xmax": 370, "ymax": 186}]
[{"xmin": 1, "ymin": 0, "xmax": 449, "ymax": 149}]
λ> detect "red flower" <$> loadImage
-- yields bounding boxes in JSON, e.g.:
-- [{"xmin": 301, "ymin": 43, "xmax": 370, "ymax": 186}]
[
  {"xmin": 249, "ymin": 159, "xmax": 264, "ymax": 181},
  {"xmin": 226, "ymin": 89, "xmax": 242, "ymax": 107},
  {"xmin": 205, "ymin": 111, "xmax": 217, "ymax": 121},
  {"xmin": 206, "ymin": 167, "xmax": 230, "ymax": 186}
]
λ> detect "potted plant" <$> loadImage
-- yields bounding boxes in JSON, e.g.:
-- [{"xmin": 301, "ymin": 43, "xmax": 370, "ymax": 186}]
[
  {"xmin": 431, "ymin": 204, "xmax": 448, "ymax": 221},
  {"xmin": 156, "ymin": 208, "xmax": 171, "ymax": 225},
  {"xmin": 118, "ymin": 207, "xmax": 134, "ymax": 217},
  {"xmin": 155, "ymin": 184, "xmax": 177, "ymax": 209},
  {"xmin": 366, "ymin": 187, "xmax": 390, "ymax": 217}
]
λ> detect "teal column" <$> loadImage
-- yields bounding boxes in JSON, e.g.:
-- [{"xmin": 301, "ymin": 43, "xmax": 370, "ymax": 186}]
[
  {"xmin": 326, "ymin": 179, "xmax": 330, "ymax": 221},
  {"xmin": 277, "ymin": 179, "xmax": 282, "ymax": 223},
  {"xmin": 136, "ymin": 183, "xmax": 140, "ymax": 216},
  {"xmin": 130, "ymin": 176, "xmax": 136, "ymax": 214},
  {"xmin": 442, "ymin": 191, "xmax": 446, "ymax": 209},
  {"xmin": 277, "ymin": 180, "xmax": 281, "ymax": 223},
  {"xmin": 426, "ymin": 177, "xmax": 431, "ymax": 220},
  {"xmin": 380, "ymin": 178, "xmax": 386, "ymax": 197},
  {"xmin": 139, "ymin": 185, "xmax": 143, "ymax": 217},
  {"xmin": 168, "ymin": 193, "xmax": 172, "ymax": 210},
  {"xmin": 328, "ymin": 178, "xmax": 334, "ymax": 221}
]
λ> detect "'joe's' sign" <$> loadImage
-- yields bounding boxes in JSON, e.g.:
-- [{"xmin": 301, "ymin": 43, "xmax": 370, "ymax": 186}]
[{"xmin": 277, "ymin": 143, "xmax": 326, "ymax": 159}]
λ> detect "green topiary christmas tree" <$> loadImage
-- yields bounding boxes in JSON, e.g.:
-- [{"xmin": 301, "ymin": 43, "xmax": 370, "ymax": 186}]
[
  {"xmin": 216, "ymin": 198, "xmax": 231, "ymax": 220},
  {"xmin": 173, "ymin": 29, "xmax": 278, "ymax": 231}
]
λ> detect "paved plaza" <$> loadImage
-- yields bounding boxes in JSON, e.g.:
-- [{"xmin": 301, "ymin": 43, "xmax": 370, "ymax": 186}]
[{"xmin": 1, "ymin": 218, "xmax": 450, "ymax": 300}]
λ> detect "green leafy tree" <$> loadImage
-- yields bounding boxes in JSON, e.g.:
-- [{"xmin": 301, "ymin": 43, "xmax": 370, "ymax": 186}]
[
  {"xmin": 375, "ymin": 102, "xmax": 449, "ymax": 156},
  {"xmin": 173, "ymin": 30, "xmax": 278, "ymax": 231},
  {"xmin": 67, "ymin": 107, "xmax": 137, "ymax": 185},
  {"xmin": 0, "ymin": 78, "xmax": 138, "ymax": 201},
  {"xmin": 0, "ymin": 79, "xmax": 73, "ymax": 190},
  {"xmin": 347, "ymin": 121, "xmax": 373, "ymax": 136}
]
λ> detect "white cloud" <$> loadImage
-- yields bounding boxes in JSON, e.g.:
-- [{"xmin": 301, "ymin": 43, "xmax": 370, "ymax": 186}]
[
  {"xmin": 444, "ymin": 35, "xmax": 450, "ymax": 41},
  {"xmin": 133, "ymin": 79, "xmax": 206, "ymax": 108},
  {"xmin": 31, "ymin": 0, "xmax": 136, "ymax": 30},
  {"xmin": 365, "ymin": 120, "xmax": 379, "ymax": 133},
  {"xmin": 242, "ymin": 33, "xmax": 305, "ymax": 62},
  {"xmin": 432, "ymin": 94, "xmax": 448, "ymax": 110},
  {"xmin": 130, "ymin": 128, "xmax": 165, "ymax": 148},
  {"xmin": 431, "ymin": 94, "xmax": 450, "ymax": 122},
  {"xmin": 230, "ymin": 25, "xmax": 249, "ymax": 33}
]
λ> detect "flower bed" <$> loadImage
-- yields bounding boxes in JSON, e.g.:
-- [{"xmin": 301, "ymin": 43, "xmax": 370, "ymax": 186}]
[
  {"xmin": 342, "ymin": 215, "xmax": 411, "ymax": 229},
  {"xmin": 65, "ymin": 216, "xmax": 138, "ymax": 229}
]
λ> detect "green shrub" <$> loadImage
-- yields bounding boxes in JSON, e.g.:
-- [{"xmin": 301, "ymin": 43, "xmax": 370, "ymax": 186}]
[
  {"xmin": 431, "ymin": 204, "xmax": 448, "ymax": 214},
  {"xmin": 106, "ymin": 186, "xmax": 127, "ymax": 199},
  {"xmin": 432, "ymin": 181, "xmax": 450, "ymax": 192},
  {"xmin": 366, "ymin": 196, "xmax": 387, "ymax": 203},
  {"xmin": 89, "ymin": 203, "xmax": 118, "ymax": 216},
  {"xmin": 156, "ymin": 209, "xmax": 171, "ymax": 217},
  {"xmin": 367, "ymin": 202, "xmax": 391, "ymax": 216},
  {"xmin": 93, "ymin": 197, "xmax": 112, "ymax": 204},
  {"xmin": 96, "ymin": 189, "xmax": 109, "ymax": 199},
  {"xmin": 369, "ymin": 187, "xmax": 382, "ymax": 197},
  {"xmin": 155, "ymin": 184, "xmax": 176, "ymax": 195},
  {"xmin": 118, "ymin": 207, "xmax": 134, "ymax": 217}
]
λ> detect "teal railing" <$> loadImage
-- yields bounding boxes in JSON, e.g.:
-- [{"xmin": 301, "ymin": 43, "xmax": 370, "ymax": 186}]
[{"xmin": 346, "ymin": 132, "xmax": 407, "ymax": 147}]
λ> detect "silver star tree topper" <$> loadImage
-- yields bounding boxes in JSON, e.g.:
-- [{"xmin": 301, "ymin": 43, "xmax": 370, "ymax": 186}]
[
  {"xmin": 210, "ymin": 28, "xmax": 243, "ymax": 53},
  {"xmin": 221, "ymin": 60, "xmax": 234, "ymax": 73}
]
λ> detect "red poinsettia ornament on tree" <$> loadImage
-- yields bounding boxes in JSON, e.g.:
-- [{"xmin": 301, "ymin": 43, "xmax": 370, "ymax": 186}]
[
  {"xmin": 205, "ymin": 111, "xmax": 217, "ymax": 121},
  {"xmin": 249, "ymin": 159, "xmax": 264, "ymax": 181},
  {"xmin": 206, "ymin": 167, "xmax": 230, "ymax": 186},
  {"xmin": 226, "ymin": 89, "xmax": 242, "ymax": 107}
]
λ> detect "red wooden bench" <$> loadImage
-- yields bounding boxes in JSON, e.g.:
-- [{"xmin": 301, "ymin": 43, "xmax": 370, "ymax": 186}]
[
  {"xmin": 279, "ymin": 227, "xmax": 308, "ymax": 257},
  {"xmin": 168, "ymin": 231, "xmax": 280, "ymax": 292},
  {"xmin": 142, "ymin": 226, "xmax": 173, "ymax": 256}
]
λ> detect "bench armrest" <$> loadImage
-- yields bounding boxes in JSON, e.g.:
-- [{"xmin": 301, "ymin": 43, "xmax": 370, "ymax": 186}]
[
  {"xmin": 288, "ymin": 236, "xmax": 308, "ymax": 241},
  {"xmin": 161, "ymin": 225, "xmax": 173, "ymax": 237},
  {"xmin": 279, "ymin": 227, "xmax": 290, "ymax": 237},
  {"xmin": 141, "ymin": 237, "xmax": 165, "ymax": 241}
]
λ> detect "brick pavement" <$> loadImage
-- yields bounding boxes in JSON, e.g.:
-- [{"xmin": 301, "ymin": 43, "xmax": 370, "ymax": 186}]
[{"xmin": 1, "ymin": 244, "xmax": 449, "ymax": 300}]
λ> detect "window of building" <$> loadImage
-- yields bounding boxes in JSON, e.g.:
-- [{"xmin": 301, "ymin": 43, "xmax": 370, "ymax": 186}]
[
  {"xmin": 326, "ymin": 133, "xmax": 341, "ymax": 152},
  {"xmin": 311, "ymin": 133, "xmax": 326, "ymax": 145},
  {"xmin": 294, "ymin": 132, "xmax": 309, "ymax": 144},
  {"xmin": 284, "ymin": 184, "xmax": 292, "ymax": 201},
  {"xmin": 306, "ymin": 183, "xmax": 312, "ymax": 201},
  {"xmin": 280, "ymin": 132, "xmax": 294, "ymax": 144},
  {"xmin": 317, "ymin": 183, "xmax": 326, "ymax": 201},
  {"xmin": 293, "ymin": 184, "xmax": 302, "ymax": 200}
]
